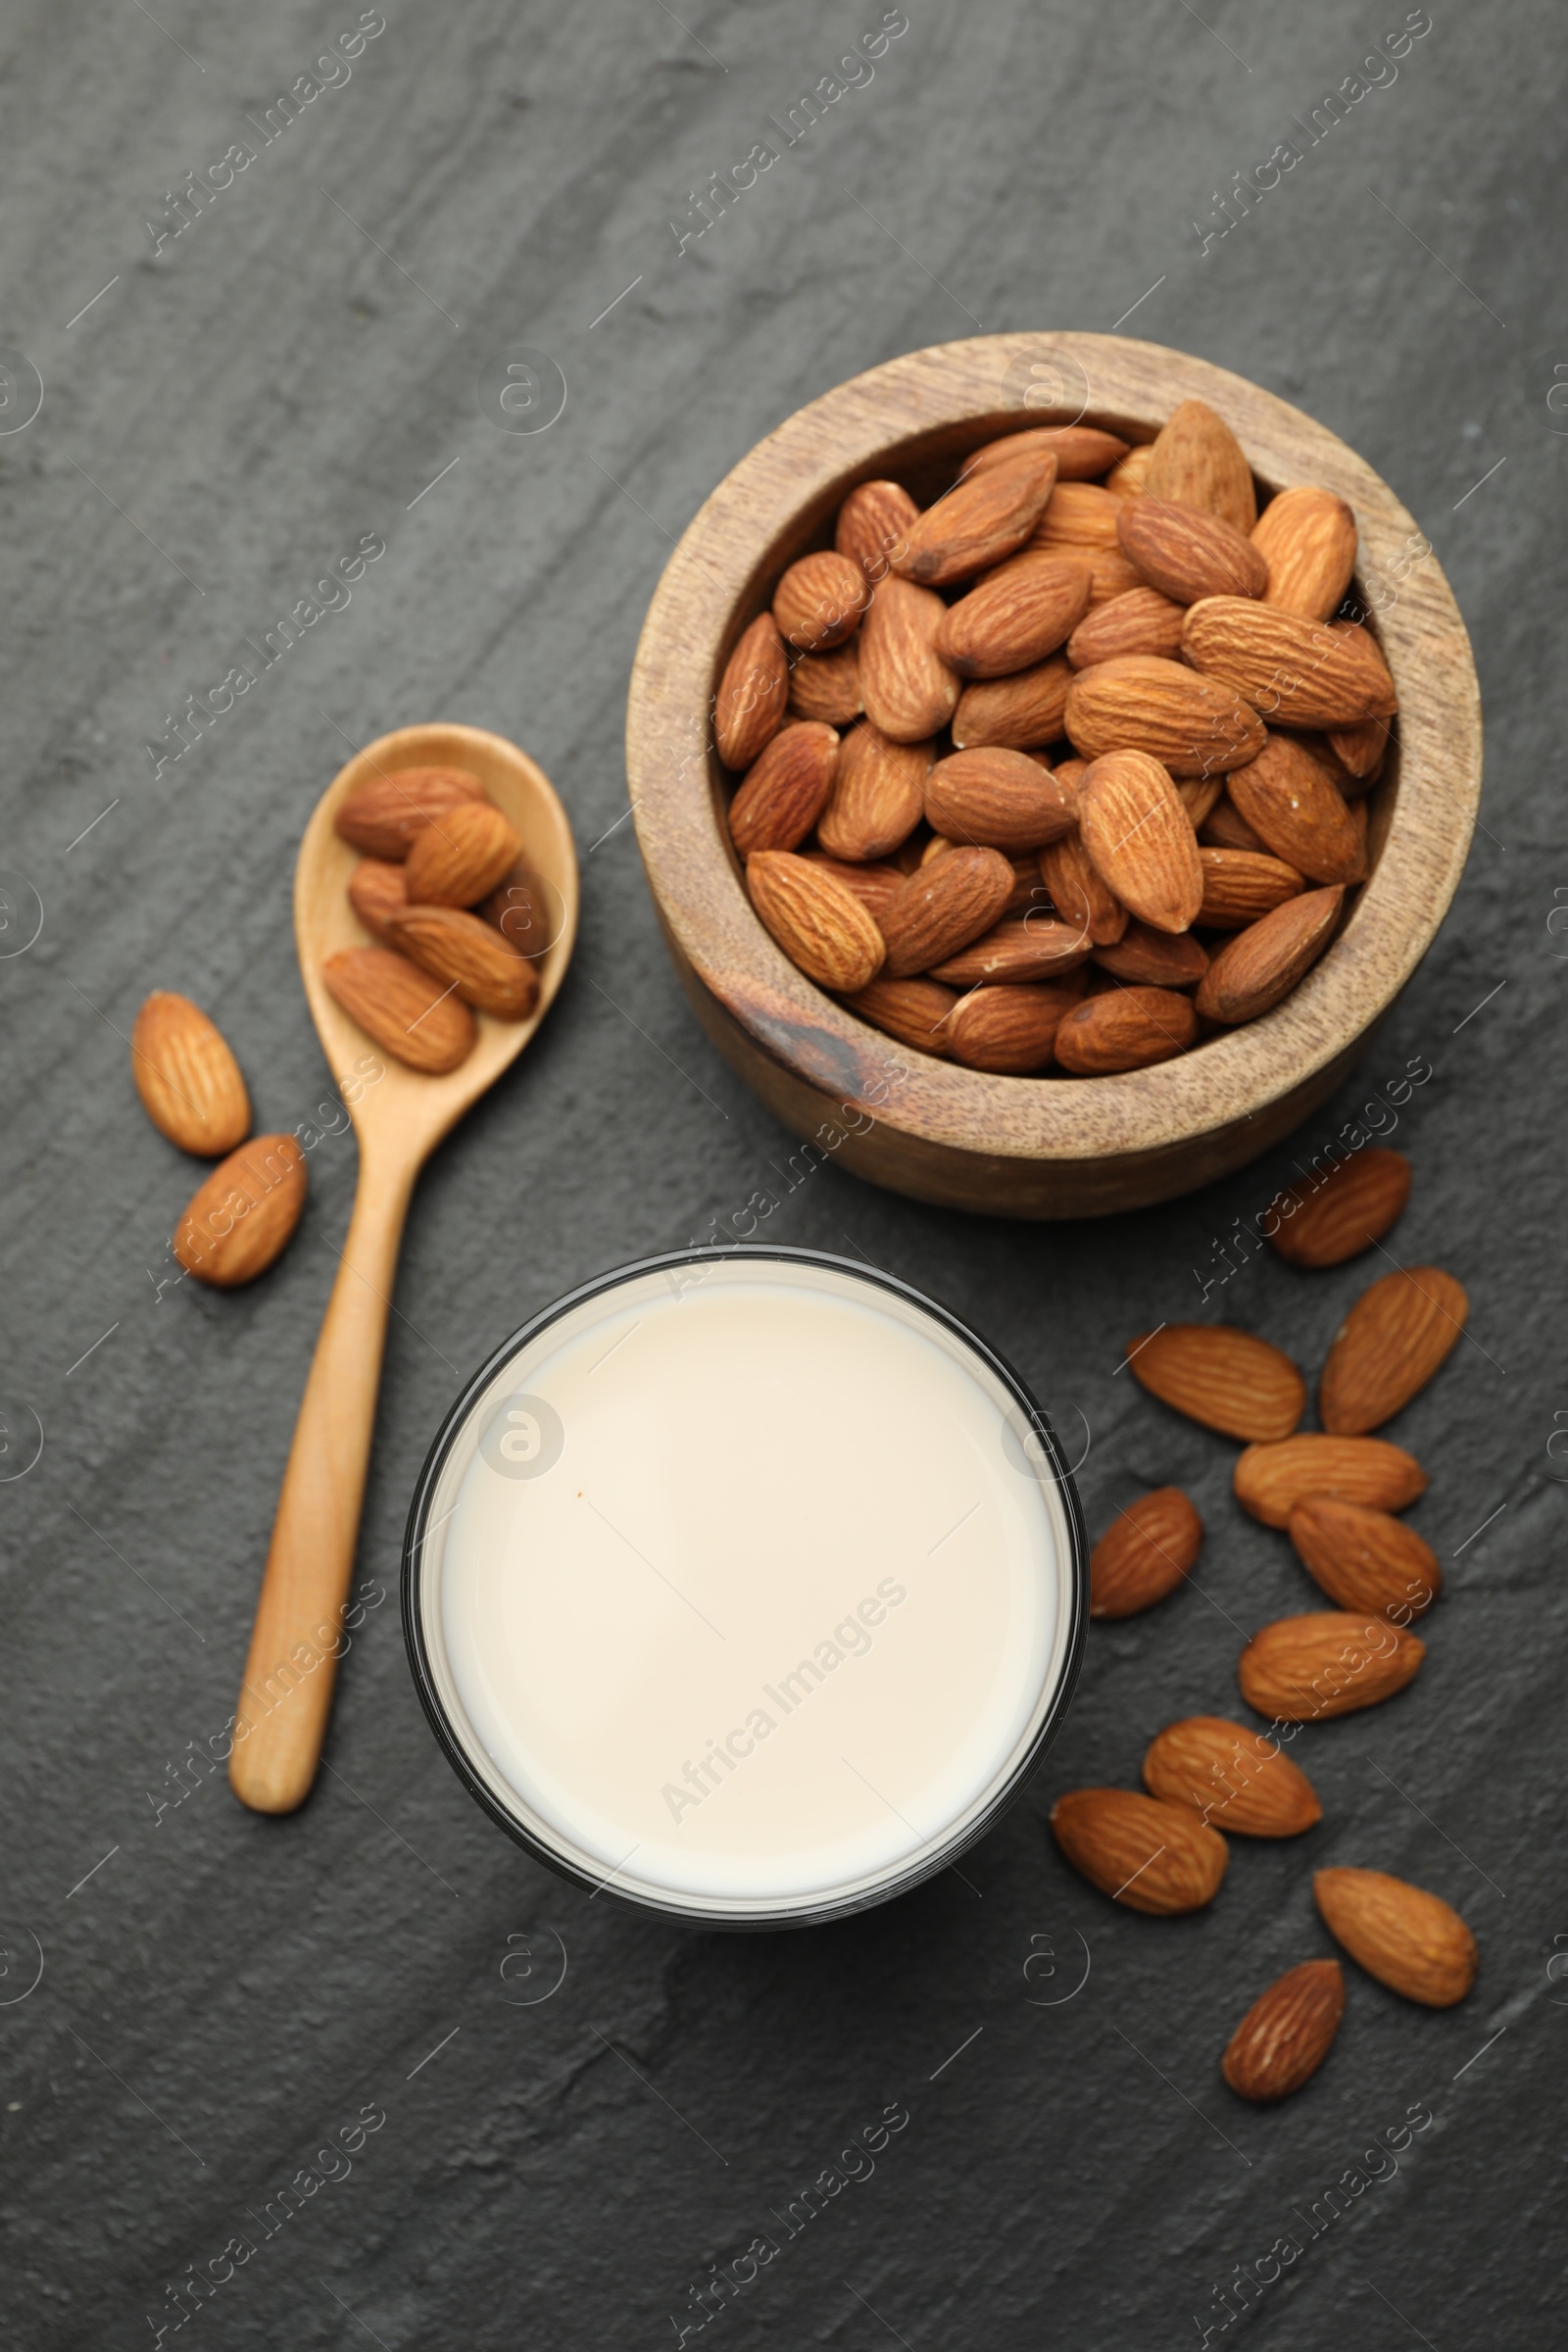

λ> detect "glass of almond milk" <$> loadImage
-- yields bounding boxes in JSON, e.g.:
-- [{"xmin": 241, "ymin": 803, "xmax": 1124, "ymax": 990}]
[{"xmin": 403, "ymin": 1249, "xmax": 1087, "ymax": 1927}]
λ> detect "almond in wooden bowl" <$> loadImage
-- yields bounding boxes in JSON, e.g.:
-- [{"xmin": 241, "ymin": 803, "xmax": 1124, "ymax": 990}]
[{"xmin": 627, "ymin": 335, "xmax": 1481, "ymax": 1217}]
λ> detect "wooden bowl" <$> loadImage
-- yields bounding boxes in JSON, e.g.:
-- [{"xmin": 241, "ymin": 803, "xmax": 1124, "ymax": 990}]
[{"xmin": 626, "ymin": 335, "xmax": 1482, "ymax": 1218}]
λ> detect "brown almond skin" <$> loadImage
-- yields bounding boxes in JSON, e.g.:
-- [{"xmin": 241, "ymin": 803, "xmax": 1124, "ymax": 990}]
[
  {"xmin": 1253, "ymin": 486, "xmax": 1358, "ymax": 621},
  {"xmin": 1090, "ymin": 1488, "xmax": 1202, "ymax": 1617},
  {"xmin": 858, "ymin": 575, "xmax": 962, "ymax": 742},
  {"xmin": 1105, "ymin": 445, "xmax": 1152, "ymax": 498},
  {"xmin": 1145, "ymin": 1717, "xmax": 1322, "ymax": 1838},
  {"xmin": 1050, "ymin": 1788, "xmax": 1228, "ymax": 1915},
  {"xmin": 772, "ymin": 550, "xmax": 870, "ymax": 653},
  {"xmin": 1197, "ymin": 848, "xmax": 1306, "ymax": 930},
  {"xmin": 800, "ymin": 853, "xmax": 906, "ymax": 924},
  {"xmin": 835, "ymin": 479, "xmax": 919, "ymax": 582},
  {"xmin": 935, "ymin": 555, "xmax": 1091, "ymax": 678},
  {"xmin": 480, "ymin": 862, "xmax": 560, "ymax": 959},
  {"xmin": 895, "ymin": 450, "xmax": 1058, "ymax": 585},
  {"xmin": 334, "ymin": 766, "xmax": 484, "ymax": 860},
  {"xmin": 1222, "ymin": 1961, "xmax": 1344, "ymax": 2101},
  {"xmin": 1145, "ymin": 398, "xmax": 1257, "ymax": 533},
  {"xmin": 1196, "ymin": 886, "xmax": 1344, "ymax": 1023},
  {"xmin": 1289, "ymin": 1496, "xmax": 1442, "ymax": 1619},
  {"xmin": 960, "ymin": 424, "xmax": 1129, "ymax": 481},
  {"xmin": 403, "ymin": 802, "xmax": 522, "ymax": 908},
  {"xmin": 925, "ymin": 748, "xmax": 1078, "ymax": 854},
  {"xmin": 1314, "ymin": 1868, "xmax": 1477, "ymax": 2007},
  {"xmin": 1128, "ymin": 1325, "xmax": 1304, "ymax": 1443},
  {"xmin": 1092, "ymin": 920, "xmax": 1207, "ymax": 988},
  {"xmin": 1328, "ymin": 713, "xmax": 1392, "ymax": 781},
  {"xmin": 714, "ymin": 612, "xmax": 790, "ymax": 770},
  {"xmin": 1183, "ymin": 598, "xmax": 1398, "ymax": 727},
  {"xmin": 1080, "ymin": 549, "xmax": 1147, "ymax": 605},
  {"xmin": 390, "ymin": 905, "xmax": 539, "ymax": 1020},
  {"xmin": 746, "ymin": 852, "xmax": 884, "ymax": 993},
  {"xmin": 172, "ymin": 1133, "xmax": 308, "ymax": 1289},
  {"xmin": 879, "ymin": 847, "xmax": 1015, "ymax": 978},
  {"xmin": 1179, "ymin": 776, "xmax": 1223, "ymax": 831},
  {"xmin": 788, "ymin": 643, "xmax": 862, "ymax": 725},
  {"xmin": 842, "ymin": 975, "xmax": 956, "ymax": 1056},
  {"xmin": 1065, "ymin": 655, "xmax": 1265, "ymax": 775},
  {"xmin": 1319, "ymin": 1266, "xmax": 1468, "ymax": 1435},
  {"xmin": 945, "ymin": 982, "xmax": 1077, "ymax": 1073},
  {"xmin": 1234, "ymin": 1434, "xmax": 1427, "ymax": 1527},
  {"xmin": 1227, "ymin": 733, "xmax": 1368, "ymax": 884},
  {"xmin": 323, "ymin": 946, "xmax": 477, "ymax": 1075},
  {"xmin": 347, "ymin": 858, "xmax": 408, "ymax": 949},
  {"xmin": 1239, "ymin": 1611, "xmax": 1425, "ymax": 1721},
  {"xmin": 1053, "ymin": 986, "xmax": 1198, "ymax": 1074},
  {"xmin": 1078, "ymin": 750, "xmax": 1203, "ymax": 934},
  {"xmin": 1200, "ymin": 796, "xmax": 1266, "ymax": 853},
  {"xmin": 952, "ymin": 658, "xmax": 1073, "ymax": 750},
  {"xmin": 1117, "ymin": 494, "xmax": 1269, "ymax": 604},
  {"xmin": 1039, "ymin": 833, "xmax": 1127, "ymax": 947},
  {"xmin": 1266, "ymin": 1147, "xmax": 1411, "ymax": 1268},
  {"xmin": 817, "ymin": 724, "xmax": 930, "ymax": 863},
  {"xmin": 728, "ymin": 721, "xmax": 839, "ymax": 858},
  {"xmin": 930, "ymin": 916, "xmax": 1092, "ymax": 987},
  {"xmin": 130, "ymin": 992, "xmax": 251, "ymax": 1157},
  {"xmin": 1030, "ymin": 480, "xmax": 1123, "ymax": 550},
  {"xmin": 1066, "ymin": 585, "xmax": 1185, "ymax": 668}
]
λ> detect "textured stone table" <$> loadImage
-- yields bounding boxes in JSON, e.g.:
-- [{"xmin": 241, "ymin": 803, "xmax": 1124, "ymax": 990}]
[{"xmin": 2, "ymin": 4, "xmax": 1561, "ymax": 2346}]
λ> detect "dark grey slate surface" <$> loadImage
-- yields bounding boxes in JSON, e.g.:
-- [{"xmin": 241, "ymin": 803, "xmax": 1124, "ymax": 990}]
[{"xmin": 2, "ymin": 2, "xmax": 1562, "ymax": 2345}]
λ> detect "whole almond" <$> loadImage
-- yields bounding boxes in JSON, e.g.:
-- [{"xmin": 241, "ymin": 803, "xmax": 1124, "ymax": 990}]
[
  {"xmin": 1227, "ymin": 734, "xmax": 1367, "ymax": 884},
  {"xmin": 1183, "ymin": 599, "xmax": 1398, "ymax": 727},
  {"xmin": 131, "ymin": 992, "xmax": 251, "ymax": 1156},
  {"xmin": 1314, "ymin": 1868, "xmax": 1477, "ymax": 2007},
  {"xmin": 1222, "ymin": 1961, "xmax": 1344, "ymax": 2101},
  {"xmin": 1053, "ymin": 985, "xmax": 1198, "ymax": 1073},
  {"xmin": 925, "ymin": 748, "xmax": 1077, "ymax": 853},
  {"xmin": 1266, "ymin": 1147, "xmax": 1411, "ymax": 1268},
  {"xmin": 390, "ymin": 905, "xmax": 539, "ymax": 1020},
  {"xmin": 1234, "ymin": 1434, "xmax": 1427, "ymax": 1527},
  {"xmin": 480, "ymin": 862, "xmax": 558, "ymax": 958},
  {"xmin": 836, "ymin": 479, "xmax": 919, "ymax": 583},
  {"xmin": 879, "ymin": 847, "xmax": 1015, "ymax": 978},
  {"xmin": 1118, "ymin": 495, "xmax": 1268, "ymax": 604},
  {"xmin": 858, "ymin": 575, "xmax": 962, "ymax": 742},
  {"xmin": 1105, "ymin": 445, "xmax": 1153, "ymax": 500},
  {"xmin": 1145, "ymin": 1717, "xmax": 1322, "ymax": 1838},
  {"xmin": 334, "ymin": 766, "xmax": 484, "ymax": 860},
  {"xmin": 800, "ymin": 854, "xmax": 907, "ymax": 924},
  {"xmin": 172, "ymin": 1133, "xmax": 308, "ymax": 1289},
  {"xmin": 714, "ymin": 612, "xmax": 790, "ymax": 769},
  {"xmin": 946, "ymin": 982, "xmax": 1078, "ymax": 1073},
  {"xmin": 817, "ymin": 724, "xmax": 930, "ymax": 862},
  {"xmin": 960, "ymin": 424, "xmax": 1130, "ymax": 481},
  {"xmin": 1081, "ymin": 549, "xmax": 1147, "ymax": 605},
  {"xmin": 1253, "ymin": 486, "xmax": 1358, "ymax": 621},
  {"xmin": 935, "ymin": 554, "xmax": 1091, "ymax": 677},
  {"xmin": 930, "ymin": 916, "xmax": 1093, "ymax": 986},
  {"xmin": 1145, "ymin": 398, "xmax": 1256, "ymax": 532},
  {"xmin": 1239, "ymin": 1611, "xmax": 1424, "ymax": 1720},
  {"xmin": 1197, "ymin": 886, "xmax": 1344, "ymax": 1023},
  {"xmin": 1328, "ymin": 713, "xmax": 1391, "ymax": 781},
  {"xmin": 1091, "ymin": 920, "xmax": 1207, "ymax": 988},
  {"xmin": 403, "ymin": 801, "xmax": 522, "ymax": 907},
  {"xmin": 952, "ymin": 658, "xmax": 1073, "ymax": 750},
  {"xmin": 1090, "ymin": 1488, "xmax": 1202, "ymax": 1617},
  {"xmin": 1197, "ymin": 848, "xmax": 1305, "ymax": 930},
  {"xmin": 1289, "ymin": 1495, "xmax": 1442, "ymax": 1619},
  {"xmin": 1128, "ymin": 1324, "xmax": 1304, "ymax": 1442},
  {"xmin": 1039, "ymin": 833, "xmax": 1128, "ymax": 947},
  {"xmin": 1200, "ymin": 795, "xmax": 1266, "ymax": 853},
  {"xmin": 843, "ymin": 975, "xmax": 956, "ymax": 1055},
  {"xmin": 323, "ymin": 946, "xmax": 477, "ymax": 1074},
  {"xmin": 1050, "ymin": 1788, "xmax": 1228, "ymax": 1915},
  {"xmin": 1179, "ymin": 775, "xmax": 1223, "ymax": 830},
  {"xmin": 347, "ymin": 858, "xmax": 408, "ymax": 949},
  {"xmin": 1077, "ymin": 750, "xmax": 1202, "ymax": 934},
  {"xmin": 1065, "ymin": 655, "xmax": 1265, "ymax": 775},
  {"xmin": 773, "ymin": 550, "xmax": 870, "ymax": 653},
  {"xmin": 1066, "ymin": 586, "xmax": 1185, "ymax": 669},
  {"xmin": 1320, "ymin": 1266, "xmax": 1468, "ymax": 1435},
  {"xmin": 894, "ymin": 450, "xmax": 1058, "ymax": 586},
  {"xmin": 728, "ymin": 721, "xmax": 839, "ymax": 858},
  {"xmin": 1031, "ymin": 480, "xmax": 1122, "ymax": 551},
  {"xmin": 747, "ymin": 852, "xmax": 884, "ymax": 992},
  {"xmin": 788, "ymin": 642, "xmax": 862, "ymax": 725}
]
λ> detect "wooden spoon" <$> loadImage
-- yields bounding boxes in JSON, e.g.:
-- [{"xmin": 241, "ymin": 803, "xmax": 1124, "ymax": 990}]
[{"xmin": 229, "ymin": 722, "xmax": 577, "ymax": 1814}]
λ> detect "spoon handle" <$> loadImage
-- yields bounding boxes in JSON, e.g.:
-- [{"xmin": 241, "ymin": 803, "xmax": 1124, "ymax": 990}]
[{"xmin": 229, "ymin": 1152, "xmax": 414, "ymax": 1813}]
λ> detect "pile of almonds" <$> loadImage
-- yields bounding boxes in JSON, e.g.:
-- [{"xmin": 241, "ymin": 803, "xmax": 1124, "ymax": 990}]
[
  {"xmin": 715, "ymin": 400, "xmax": 1397, "ymax": 1076},
  {"xmin": 325, "ymin": 765, "xmax": 550, "ymax": 1074},
  {"xmin": 1051, "ymin": 1147, "xmax": 1480, "ymax": 2102}
]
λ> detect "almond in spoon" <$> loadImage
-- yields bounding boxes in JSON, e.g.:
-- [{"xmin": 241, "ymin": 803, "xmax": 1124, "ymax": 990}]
[
  {"xmin": 323, "ymin": 946, "xmax": 477, "ymax": 1074},
  {"xmin": 403, "ymin": 801, "xmax": 521, "ymax": 907}
]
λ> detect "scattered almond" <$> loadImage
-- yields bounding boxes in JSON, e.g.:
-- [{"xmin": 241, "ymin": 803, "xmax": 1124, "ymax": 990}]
[
  {"xmin": 403, "ymin": 800, "xmax": 521, "ymax": 907},
  {"xmin": 1145, "ymin": 1717, "xmax": 1322, "ymax": 1838},
  {"xmin": 1238, "ymin": 1611, "xmax": 1425, "ymax": 1720},
  {"xmin": 1090, "ymin": 1488, "xmax": 1202, "ymax": 1617},
  {"xmin": 1288, "ymin": 1495, "xmax": 1441, "ymax": 1619},
  {"xmin": 1313, "ymin": 1868, "xmax": 1477, "ymax": 2007},
  {"xmin": 728, "ymin": 721, "xmax": 840, "ymax": 858},
  {"xmin": 1252, "ymin": 486, "xmax": 1358, "ymax": 621},
  {"xmin": 1266, "ymin": 1147, "xmax": 1411, "ymax": 1267},
  {"xmin": 1222, "ymin": 1960, "xmax": 1344, "ymax": 2101},
  {"xmin": 1127, "ymin": 1324, "xmax": 1304, "ymax": 1442},
  {"xmin": 1234, "ymin": 1433, "xmax": 1427, "ymax": 1526},
  {"xmin": 172, "ymin": 1134, "xmax": 307, "ymax": 1288},
  {"xmin": 1319, "ymin": 1265, "xmax": 1468, "ymax": 1434},
  {"xmin": 131, "ymin": 992, "xmax": 251, "ymax": 1157},
  {"xmin": 323, "ymin": 946, "xmax": 477, "ymax": 1075},
  {"xmin": 1195, "ymin": 886, "xmax": 1344, "ymax": 1023},
  {"xmin": 747, "ymin": 852, "xmax": 884, "ymax": 992},
  {"xmin": 1050, "ymin": 1788, "xmax": 1228, "ymax": 1914},
  {"xmin": 715, "ymin": 612, "xmax": 790, "ymax": 769}
]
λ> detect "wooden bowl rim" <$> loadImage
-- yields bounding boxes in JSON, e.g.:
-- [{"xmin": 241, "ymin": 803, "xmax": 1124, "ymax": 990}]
[{"xmin": 626, "ymin": 333, "xmax": 1481, "ymax": 1166}]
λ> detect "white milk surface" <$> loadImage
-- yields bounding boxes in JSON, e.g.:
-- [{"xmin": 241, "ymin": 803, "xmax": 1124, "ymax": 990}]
[{"xmin": 421, "ymin": 1260, "xmax": 1070, "ymax": 1914}]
